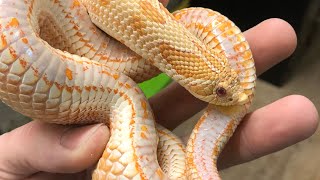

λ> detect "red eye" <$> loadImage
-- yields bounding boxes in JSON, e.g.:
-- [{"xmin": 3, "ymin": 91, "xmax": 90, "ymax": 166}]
[{"xmin": 216, "ymin": 87, "xmax": 227, "ymax": 97}]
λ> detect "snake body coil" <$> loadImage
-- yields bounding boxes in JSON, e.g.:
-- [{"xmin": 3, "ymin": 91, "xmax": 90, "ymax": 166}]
[{"xmin": 0, "ymin": 0, "xmax": 256, "ymax": 179}]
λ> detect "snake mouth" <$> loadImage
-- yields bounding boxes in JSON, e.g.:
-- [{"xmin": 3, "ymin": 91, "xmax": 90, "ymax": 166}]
[{"xmin": 237, "ymin": 93, "xmax": 249, "ymax": 105}]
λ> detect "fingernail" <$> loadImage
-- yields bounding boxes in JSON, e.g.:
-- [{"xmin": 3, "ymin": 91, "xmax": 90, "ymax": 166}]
[{"xmin": 60, "ymin": 124, "xmax": 104, "ymax": 150}]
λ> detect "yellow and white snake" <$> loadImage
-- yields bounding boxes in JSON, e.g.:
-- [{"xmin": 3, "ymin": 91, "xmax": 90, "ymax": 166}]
[{"xmin": 0, "ymin": 0, "xmax": 256, "ymax": 179}]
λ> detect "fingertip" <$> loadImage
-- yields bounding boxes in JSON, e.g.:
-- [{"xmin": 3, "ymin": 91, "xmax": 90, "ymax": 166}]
[
  {"xmin": 54, "ymin": 123, "xmax": 110, "ymax": 173},
  {"xmin": 247, "ymin": 94, "xmax": 318, "ymax": 149},
  {"xmin": 245, "ymin": 18, "xmax": 297, "ymax": 74},
  {"xmin": 264, "ymin": 18, "xmax": 297, "ymax": 57},
  {"xmin": 284, "ymin": 95, "xmax": 319, "ymax": 139},
  {"xmin": 71, "ymin": 124, "xmax": 110, "ymax": 172},
  {"xmin": 218, "ymin": 95, "xmax": 318, "ymax": 169},
  {"xmin": 159, "ymin": 0, "xmax": 169, "ymax": 6}
]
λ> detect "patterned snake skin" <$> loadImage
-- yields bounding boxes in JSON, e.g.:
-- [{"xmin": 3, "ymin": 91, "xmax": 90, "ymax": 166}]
[{"xmin": 0, "ymin": 0, "xmax": 256, "ymax": 179}]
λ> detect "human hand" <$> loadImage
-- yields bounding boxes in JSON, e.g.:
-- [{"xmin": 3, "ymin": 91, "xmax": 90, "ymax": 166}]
[
  {"xmin": 0, "ymin": 1, "xmax": 318, "ymax": 180},
  {"xmin": 149, "ymin": 17, "xmax": 319, "ymax": 170}
]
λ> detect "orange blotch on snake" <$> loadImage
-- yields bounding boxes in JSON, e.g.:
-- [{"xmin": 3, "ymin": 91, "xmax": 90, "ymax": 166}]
[
  {"xmin": 113, "ymin": 74, "xmax": 119, "ymax": 80},
  {"xmin": 118, "ymin": 82, "xmax": 124, "ymax": 87},
  {"xmin": 203, "ymin": 24, "xmax": 214, "ymax": 34},
  {"xmin": 214, "ymin": 44, "xmax": 223, "ymax": 52},
  {"xmin": 241, "ymin": 82, "xmax": 252, "ymax": 89},
  {"xmin": 240, "ymin": 57, "xmax": 253, "ymax": 68},
  {"xmin": 173, "ymin": 9, "xmax": 188, "ymax": 20},
  {"xmin": 71, "ymin": 0, "xmax": 81, "ymax": 9},
  {"xmin": 211, "ymin": 15, "xmax": 226, "ymax": 27},
  {"xmin": 208, "ymin": 37, "xmax": 220, "ymax": 46},
  {"xmin": 218, "ymin": 21, "xmax": 232, "ymax": 33},
  {"xmin": 134, "ymin": 88, "xmax": 140, "ymax": 94},
  {"xmin": 233, "ymin": 42, "xmax": 247, "ymax": 53},
  {"xmin": 207, "ymin": 11, "xmax": 219, "ymax": 17},
  {"xmin": 195, "ymin": 23, "xmax": 205, "ymax": 30},
  {"xmin": 6, "ymin": 18, "xmax": 19, "ymax": 28},
  {"xmin": 75, "ymin": 32, "xmax": 84, "ymax": 38},
  {"xmin": 130, "ymin": 119, "xmax": 135, "ymax": 126},
  {"xmin": 92, "ymin": 86, "xmax": 98, "ymax": 91},
  {"xmin": 140, "ymin": 132, "xmax": 147, "ymax": 139},
  {"xmin": 140, "ymin": 1, "xmax": 166, "ymax": 24},
  {"xmin": 156, "ymin": 168, "xmax": 164, "ymax": 179},
  {"xmin": 224, "ymin": 119, "xmax": 237, "ymax": 137},
  {"xmin": 1, "ymin": 34, "xmax": 7, "ymax": 47},
  {"xmin": 132, "ymin": 155, "xmax": 147, "ymax": 180},
  {"xmin": 65, "ymin": 68, "xmax": 73, "ymax": 80},
  {"xmin": 73, "ymin": 24, "xmax": 79, "ymax": 31},
  {"xmin": 89, "ymin": 26, "xmax": 98, "ymax": 35},
  {"xmin": 74, "ymin": 86, "xmax": 82, "ymax": 93},
  {"xmin": 99, "ymin": 0, "xmax": 110, "ymax": 6},
  {"xmin": 85, "ymin": 86, "xmax": 91, "ymax": 91},
  {"xmin": 42, "ymin": 75, "xmax": 53, "ymax": 86},
  {"xmin": 9, "ymin": 47, "xmax": 17, "ymax": 59},
  {"xmin": 106, "ymin": 87, "xmax": 112, "ymax": 93},
  {"xmin": 140, "ymin": 100, "xmax": 148, "ymax": 119},
  {"xmin": 54, "ymin": 82, "xmax": 64, "ymax": 90},
  {"xmin": 65, "ymin": 14, "xmax": 72, "ymax": 19},
  {"xmin": 19, "ymin": 59, "xmax": 27, "ymax": 69},
  {"xmin": 65, "ymin": 86, "xmax": 73, "ymax": 92},
  {"xmin": 99, "ymin": 86, "xmax": 105, "ymax": 92},
  {"xmin": 22, "ymin": 38, "xmax": 29, "ymax": 44},
  {"xmin": 83, "ymin": 66, "xmax": 89, "ymax": 71},
  {"xmin": 101, "ymin": 42, "xmax": 108, "ymax": 48},
  {"xmin": 60, "ymin": 54, "xmax": 67, "ymax": 60},
  {"xmin": 141, "ymin": 125, "xmax": 148, "ymax": 132},
  {"xmin": 131, "ymin": 15, "xmax": 147, "ymax": 36},
  {"xmin": 243, "ymin": 53, "xmax": 253, "ymax": 63},
  {"xmin": 125, "ymin": 83, "xmax": 131, "ymax": 89}
]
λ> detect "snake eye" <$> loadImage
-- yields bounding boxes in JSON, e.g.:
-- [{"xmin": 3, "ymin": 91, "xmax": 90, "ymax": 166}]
[{"xmin": 216, "ymin": 87, "xmax": 227, "ymax": 97}]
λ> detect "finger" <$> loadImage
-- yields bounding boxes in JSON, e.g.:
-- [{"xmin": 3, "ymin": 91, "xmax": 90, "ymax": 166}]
[
  {"xmin": 159, "ymin": 0, "xmax": 169, "ymax": 6},
  {"xmin": 245, "ymin": 18, "xmax": 297, "ymax": 74},
  {"xmin": 218, "ymin": 95, "xmax": 319, "ymax": 169},
  {"xmin": 150, "ymin": 82, "xmax": 206, "ymax": 129},
  {"xmin": 0, "ymin": 121, "xmax": 109, "ymax": 179},
  {"xmin": 150, "ymin": 18, "xmax": 297, "ymax": 129}
]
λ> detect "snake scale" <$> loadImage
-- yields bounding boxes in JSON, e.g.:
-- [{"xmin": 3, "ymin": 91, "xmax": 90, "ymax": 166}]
[{"xmin": 0, "ymin": 0, "xmax": 256, "ymax": 179}]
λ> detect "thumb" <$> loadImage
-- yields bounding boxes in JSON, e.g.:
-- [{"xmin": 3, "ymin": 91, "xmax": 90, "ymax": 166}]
[
  {"xmin": 0, "ymin": 121, "xmax": 109, "ymax": 179},
  {"xmin": 159, "ymin": 0, "xmax": 169, "ymax": 6}
]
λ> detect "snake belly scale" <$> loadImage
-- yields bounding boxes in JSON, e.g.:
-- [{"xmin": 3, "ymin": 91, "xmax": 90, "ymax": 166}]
[{"xmin": 0, "ymin": 0, "xmax": 256, "ymax": 179}]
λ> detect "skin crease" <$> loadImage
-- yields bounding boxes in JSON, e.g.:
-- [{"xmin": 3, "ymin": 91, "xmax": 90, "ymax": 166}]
[{"xmin": 0, "ymin": 0, "xmax": 318, "ymax": 179}]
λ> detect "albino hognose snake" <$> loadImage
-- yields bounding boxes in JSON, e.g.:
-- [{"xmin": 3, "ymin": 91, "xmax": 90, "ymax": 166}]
[{"xmin": 0, "ymin": 0, "xmax": 256, "ymax": 179}]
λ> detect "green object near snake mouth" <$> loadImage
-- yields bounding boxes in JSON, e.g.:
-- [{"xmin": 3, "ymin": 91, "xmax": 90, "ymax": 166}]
[{"xmin": 138, "ymin": 73, "xmax": 172, "ymax": 98}]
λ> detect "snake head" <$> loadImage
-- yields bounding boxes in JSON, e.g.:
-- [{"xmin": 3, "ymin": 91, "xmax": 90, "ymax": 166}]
[
  {"xmin": 211, "ymin": 76, "xmax": 249, "ymax": 106},
  {"xmin": 187, "ymin": 65, "xmax": 248, "ymax": 106}
]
